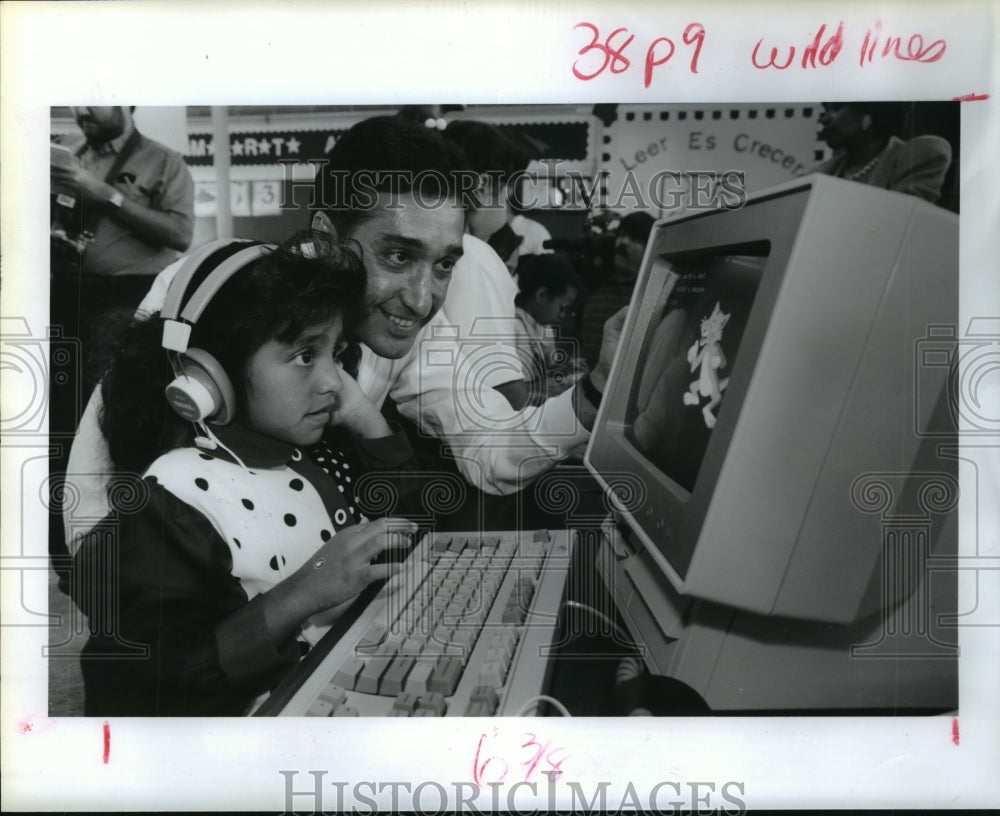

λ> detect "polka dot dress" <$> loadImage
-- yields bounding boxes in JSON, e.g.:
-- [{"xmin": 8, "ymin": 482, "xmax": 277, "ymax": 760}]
[
  {"xmin": 307, "ymin": 439, "xmax": 370, "ymax": 524},
  {"xmin": 144, "ymin": 448, "xmax": 354, "ymax": 605}
]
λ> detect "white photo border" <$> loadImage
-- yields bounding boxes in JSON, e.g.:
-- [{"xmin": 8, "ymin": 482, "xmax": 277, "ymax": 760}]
[{"xmin": 2, "ymin": 1, "xmax": 999, "ymax": 811}]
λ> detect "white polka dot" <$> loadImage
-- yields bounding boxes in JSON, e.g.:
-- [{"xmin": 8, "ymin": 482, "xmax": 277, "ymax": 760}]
[
  {"xmin": 337, "ymin": 484, "xmax": 345, "ymax": 492},
  {"xmin": 343, "ymin": 462, "xmax": 350, "ymax": 470},
  {"xmin": 345, "ymin": 476, "xmax": 352, "ymax": 484},
  {"xmin": 335, "ymin": 470, "xmax": 341, "ymax": 478}
]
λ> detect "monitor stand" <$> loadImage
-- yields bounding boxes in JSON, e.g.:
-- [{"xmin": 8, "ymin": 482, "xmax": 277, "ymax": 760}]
[{"xmin": 596, "ymin": 519, "xmax": 958, "ymax": 713}]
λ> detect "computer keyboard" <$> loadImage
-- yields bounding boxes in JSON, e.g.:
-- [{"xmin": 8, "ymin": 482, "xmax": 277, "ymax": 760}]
[{"xmin": 257, "ymin": 529, "xmax": 573, "ymax": 716}]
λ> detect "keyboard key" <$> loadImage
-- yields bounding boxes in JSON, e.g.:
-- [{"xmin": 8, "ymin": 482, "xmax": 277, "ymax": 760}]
[
  {"xmin": 484, "ymin": 647, "xmax": 507, "ymax": 666},
  {"xmin": 401, "ymin": 636, "xmax": 425, "ymax": 656},
  {"xmin": 392, "ymin": 692, "xmax": 420, "ymax": 714},
  {"xmin": 356, "ymin": 657, "xmax": 394, "ymax": 694},
  {"xmin": 470, "ymin": 684, "xmax": 500, "ymax": 711},
  {"xmin": 502, "ymin": 601, "xmax": 525, "ymax": 625},
  {"xmin": 333, "ymin": 704, "xmax": 360, "ymax": 717},
  {"xmin": 332, "ymin": 657, "xmax": 365, "ymax": 690},
  {"xmin": 464, "ymin": 701, "xmax": 494, "ymax": 716},
  {"xmin": 429, "ymin": 657, "xmax": 463, "ymax": 695},
  {"xmin": 306, "ymin": 698, "xmax": 335, "ymax": 717},
  {"xmin": 380, "ymin": 656, "xmax": 415, "ymax": 696},
  {"xmin": 433, "ymin": 536, "xmax": 453, "ymax": 553},
  {"xmin": 451, "ymin": 628, "xmax": 477, "ymax": 655},
  {"xmin": 404, "ymin": 661, "xmax": 435, "ymax": 694},
  {"xmin": 319, "ymin": 685, "xmax": 348, "ymax": 710},
  {"xmin": 478, "ymin": 661, "xmax": 506, "ymax": 688},
  {"xmin": 417, "ymin": 692, "xmax": 448, "ymax": 716}
]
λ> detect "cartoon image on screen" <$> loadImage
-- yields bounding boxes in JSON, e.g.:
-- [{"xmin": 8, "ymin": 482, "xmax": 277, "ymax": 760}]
[
  {"xmin": 683, "ymin": 302, "xmax": 731, "ymax": 429},
  {"xmin": 627, "ymin": 249, "xmax": 768, "ymax": 493}
]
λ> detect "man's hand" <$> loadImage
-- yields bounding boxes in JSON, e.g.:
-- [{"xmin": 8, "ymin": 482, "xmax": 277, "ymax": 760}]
[
  {"xmin": 50, "ymin": 162, "xmax": 193, "ymax": 252},
  {"xmin": 50, "ymin": 163, "xmax": 117, "ymax": 207},
  {"xmin": 590, "ymin": 305, "xmax": 629, "ymax": 392}
]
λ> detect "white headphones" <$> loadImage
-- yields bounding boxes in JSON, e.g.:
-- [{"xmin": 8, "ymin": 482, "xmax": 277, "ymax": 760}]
[{"xmin": 161, "ymin": 240, "xmax": 276, "ymax": 425}]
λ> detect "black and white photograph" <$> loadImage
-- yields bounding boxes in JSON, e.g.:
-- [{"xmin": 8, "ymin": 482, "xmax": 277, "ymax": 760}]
[{"xmin": 3, "ymin": 2, "xmax": 998, "ymax": 812}]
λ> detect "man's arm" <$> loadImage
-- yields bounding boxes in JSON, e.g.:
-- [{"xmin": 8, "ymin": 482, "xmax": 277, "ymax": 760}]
[
  {"xmin": 51, "ymin": 159, "xmax": 193, "ymax": 252},
  {"xmin": 387, "ymin": 307, "xmax": 626, "ymax": 495}
]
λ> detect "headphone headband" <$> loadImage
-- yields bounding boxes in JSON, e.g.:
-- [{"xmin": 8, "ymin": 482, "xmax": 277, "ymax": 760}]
[
  {"xmin": 162, "ymin": 242, "xmax": 275, "ymax": 353},
  {"xmin": 160, "ymin": 239, "xmax": 250, "ymax": 323}
]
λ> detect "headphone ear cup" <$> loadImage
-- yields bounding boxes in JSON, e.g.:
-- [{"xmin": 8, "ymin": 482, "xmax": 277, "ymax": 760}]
[{"xmin": 164, "ymin": 348, "xmax": 237, "ymax": 425}]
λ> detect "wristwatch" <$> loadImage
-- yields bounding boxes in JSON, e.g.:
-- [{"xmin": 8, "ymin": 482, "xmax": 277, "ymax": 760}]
[{"xmin": 108, "ymin": 191, "xmax": 124, "ymax": 209}]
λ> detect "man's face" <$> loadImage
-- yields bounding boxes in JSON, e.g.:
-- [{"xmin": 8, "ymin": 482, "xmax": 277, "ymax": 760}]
[
  {"xmin": 71, "ymin": 106, "xmax": 127, "ymax": 146},
  {"xmin": 345, "ymin": 191, "xmax": 465, "ymax": 359}
]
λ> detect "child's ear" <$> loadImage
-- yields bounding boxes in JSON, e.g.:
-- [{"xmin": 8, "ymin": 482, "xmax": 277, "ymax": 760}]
[
  {"xmin": 311, "ymin": 211, "xmax": 338, "ymax": 238},
  {"xmin": 533, "ymin": 286, "xmax": 549, "ymax": 304}
]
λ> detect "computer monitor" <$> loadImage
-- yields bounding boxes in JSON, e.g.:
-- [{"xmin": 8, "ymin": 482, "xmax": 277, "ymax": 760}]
[{"xmin": 586, "ymin": 174, "xmax": 958, "ymax": 711}]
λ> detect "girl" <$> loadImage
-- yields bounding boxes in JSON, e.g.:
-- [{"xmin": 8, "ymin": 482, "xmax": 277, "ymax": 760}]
[{"xmin": 72, "ymin": 233, "xmax": 417, "ymax": 716}]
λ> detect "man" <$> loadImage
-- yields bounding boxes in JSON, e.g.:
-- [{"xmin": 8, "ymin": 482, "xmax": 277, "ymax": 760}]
[
  {"xmin": 311, "ymin": 117, "xmax": 618, "ymax": 493},
  {"xmin": 64, "ymin": 115, "xmax": 621, "ymax": 545},
  {"xmin": 51, "ymin": 106, "xmax": 195, "ymax": 335},
  {"xmin": 51, "ymin": 105, "xmax": 194, "ymax": 564},
  {"xmin": 578, "ymin": 211, "xmax": 655, "ymax": 369}
]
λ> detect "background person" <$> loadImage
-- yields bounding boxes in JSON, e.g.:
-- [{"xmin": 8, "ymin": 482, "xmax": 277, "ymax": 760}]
[
  {"xmin": 578, "ymin": 211, "xmax": 655, "ymax": 369},
  {"xmin": 811, "ymin": 102, "xmax": 952, "ymax": 204},
  {"xmin": 513, "ymin": 253, "xmax": 587, "ymax": 405}
]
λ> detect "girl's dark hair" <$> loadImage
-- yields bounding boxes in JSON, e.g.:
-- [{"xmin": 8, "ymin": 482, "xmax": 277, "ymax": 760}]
[
  {"xmin": 515, "ymin": 253, "xmax": 581, "ymax": 307},
  {"xmin": 98, "ymin": 231, "xmax": 364, "ymax": 476}
]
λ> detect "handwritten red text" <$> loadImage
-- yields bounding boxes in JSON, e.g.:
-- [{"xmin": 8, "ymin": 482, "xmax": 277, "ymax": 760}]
[
  {"xmin": 472, "ymin": 731, "xmax": 568, "ymax": 786},
  {"xmin": 751, "ymin": 21, "xmax": 946, "ymax": 71},
  {"xmin": 573, "ymin": 22, "xmax": 705, "ymax": 87}
]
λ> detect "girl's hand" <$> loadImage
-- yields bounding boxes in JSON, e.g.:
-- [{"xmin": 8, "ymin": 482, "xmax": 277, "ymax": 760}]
[
  {"xmin": 329, "ymin": 363, "xmax": 393, "ymax": 439},
  {"xmin": 260, "ymin": 517, "xmax": 417, "ymax": 643},
  {"xmin": 302, "ymin": 517, "xmax": 414, "ymax": 608}
]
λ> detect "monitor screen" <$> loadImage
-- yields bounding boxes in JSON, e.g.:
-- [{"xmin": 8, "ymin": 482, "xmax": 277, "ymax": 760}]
[
  {"xmin": 627, "ymin": 247, "xmax": 769, "ymax": 494},
  {"xmin": 587, "ymin": 175, "xmax": 958, "ymax": 625}
]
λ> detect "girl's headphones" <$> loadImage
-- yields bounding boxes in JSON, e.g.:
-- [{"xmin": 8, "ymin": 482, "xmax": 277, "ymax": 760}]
[{"xmin": 161, "ymin": 240, "xmax": 276, "ymax": 425}]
